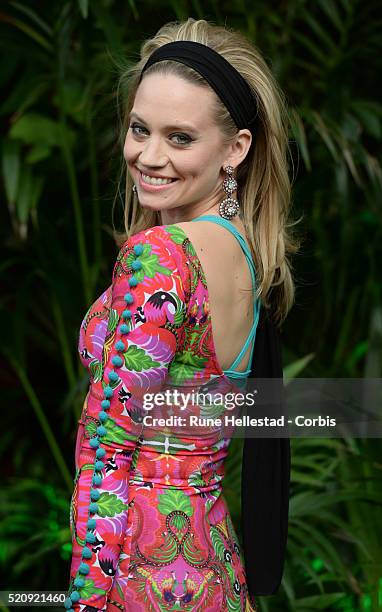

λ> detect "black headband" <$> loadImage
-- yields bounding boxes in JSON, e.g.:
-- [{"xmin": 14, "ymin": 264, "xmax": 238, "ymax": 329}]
[{"xmin": 139, "ymin": 40, "xmax": 259, "ymax": 136}]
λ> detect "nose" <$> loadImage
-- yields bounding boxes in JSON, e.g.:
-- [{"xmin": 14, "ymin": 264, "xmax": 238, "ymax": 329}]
[{"xmin": 138, "ymin": 136, "xmax": 168, "ymax": 167}]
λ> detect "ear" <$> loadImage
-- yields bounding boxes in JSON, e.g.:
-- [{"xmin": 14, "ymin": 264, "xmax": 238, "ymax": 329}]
[{"xmin": 223, "ymin": 129, "xmax": 252, "ymax": 169}]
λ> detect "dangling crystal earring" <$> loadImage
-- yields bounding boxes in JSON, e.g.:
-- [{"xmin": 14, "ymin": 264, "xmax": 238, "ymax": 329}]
[
  {"xmin": 132, "ymin": 184, "xmax": 137, "ymax": 194},
  {"xmin": 219, "ymin": 165, "xmax": 239, "ymax": 220}
]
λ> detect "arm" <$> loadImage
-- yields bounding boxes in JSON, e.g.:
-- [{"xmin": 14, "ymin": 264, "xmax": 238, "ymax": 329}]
[{"xmin": 65, "ymin": 227, "xmax": 187, "ymax": 611}]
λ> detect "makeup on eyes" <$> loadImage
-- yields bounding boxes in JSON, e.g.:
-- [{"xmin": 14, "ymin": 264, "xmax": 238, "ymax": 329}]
[
  {"xmin": 128, "ymin": 112, "xmax": 200, "ymax": 146},
  {"xmin": 129, "ymin": 122, "xmax": 193, "ymax": 145}
]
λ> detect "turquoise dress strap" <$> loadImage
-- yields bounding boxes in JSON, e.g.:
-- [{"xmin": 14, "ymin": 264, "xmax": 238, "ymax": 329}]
[{"xmin": 191, "ymin": 214, "xmax": 261, "ymax": 379}]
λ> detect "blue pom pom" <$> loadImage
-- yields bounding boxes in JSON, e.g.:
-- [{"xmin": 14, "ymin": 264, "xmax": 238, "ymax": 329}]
[
  {"xmin": 85, "ymin": 532, "xmax": 96, "ymax": 544},
  {"xmin": 79, "ymin": 562, "xmax": 90, "ymax": 575},
  {"xmin": 132, "ymin": 259, "xmax": 142, "ymax": 271},
  {"xmin": 128, "ymin": 275, "xmax": 138, "ymax": 287},
  {"xmin": 108, "ymin": 370, "xmax": 119, "ymax": 382},
  {"xmin": 97, "ymin": 425, "xmax": 107, "ymax": 437},
  {"xmin": 115, "ymin": 340, "xmax": 125, "ymax": 352},
  {"xmin": 64, "ymin": 598, "xmax": 73, "ymax": 609},
  {"xmin": 120, "ymin": 324, "xmax": 130, "ymax": 335},
  {"xmin": 122, "ymin": 309, "xmax": 132, "ymax": 320},
  {"xmin": 81, "ymin": 546, "xmax": 92, "ymax": 560},
  {"xmin": 90, "ymin": 489, "xmax": 101, "ymax": 501},
  {"xmin": 95, "ymin": 448, "xmax": 106, "ymax": 459},
  {"xmin": 87, "ymin": 518, "xmax": 96, "ymax": 530},
  {"xmin": 98, "ymin": 410, "xmax": 108, "ymax": 423},
  {"xmin": 70, "ymin": 590, "xmax": 80, "ymax": 602},
  {"xmin": 74, "ymin": 576, "xmax": 85, "ymax": 588},
  {"xmin": 104, "ymin": 385, "xmax": 114, "ymax": 398},
  {"xmin": 101, "ymin": 399, "xmax": 110, "ymax": 409},
  {"xmin": 89, "ymin": 437, "xmax": 100, "ymax": 449},
  {"xmin": 111, "ymin": 355, "xmax": 123, "ymax": 368},
  {"xmin": 124, "ymin": 292, "xmax": 134, "ymax": 304},
  {"xmin": 95, "ymin": 460, "xmax": 105, "ymax": 471},
  {"xmin": 89, "ymin": 502, "xmax": 98, "ymax": 514},
  {"xmin": 92, "ymin": 474, "xmax": 103, "ymax": 486},
  {"xmin": 134, "ymin": 243, "xmax": 144, "ymax": 256}
]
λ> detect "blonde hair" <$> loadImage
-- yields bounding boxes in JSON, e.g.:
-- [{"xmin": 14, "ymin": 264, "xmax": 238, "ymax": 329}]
[{"xmin": 113, "ymin": 18, "xmax": 301, "ymax": 327}]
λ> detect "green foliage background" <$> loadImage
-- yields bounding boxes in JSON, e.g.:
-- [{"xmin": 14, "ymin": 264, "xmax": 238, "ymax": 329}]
[{"xmin": 1, "ymin": 1, "xmax": 381, "ymax": 610}]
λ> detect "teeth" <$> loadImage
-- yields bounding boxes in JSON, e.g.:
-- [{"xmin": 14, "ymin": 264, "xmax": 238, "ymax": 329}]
[{"xmin": 142, "ymin": 173, "xmax": 174, "ymax": 185}]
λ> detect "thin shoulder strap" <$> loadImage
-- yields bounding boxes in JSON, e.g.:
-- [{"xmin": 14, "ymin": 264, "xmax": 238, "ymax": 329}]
[{"xmin": 191, "ymin": 215, "xmax": 261, "ymax": 376}]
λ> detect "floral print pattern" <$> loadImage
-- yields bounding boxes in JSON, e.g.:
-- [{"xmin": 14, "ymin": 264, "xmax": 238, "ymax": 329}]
[{"xmin": 67, "ymin": 224, "xmax": 258, "ymax": 611}]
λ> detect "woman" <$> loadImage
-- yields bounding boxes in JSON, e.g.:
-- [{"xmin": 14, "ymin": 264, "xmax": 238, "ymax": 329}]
[{"xmin": 65, "ymin": 17, "xmax": 297, "ymax": 612}]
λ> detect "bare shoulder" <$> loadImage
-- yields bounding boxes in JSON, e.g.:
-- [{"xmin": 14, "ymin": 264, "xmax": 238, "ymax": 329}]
[
  {"xmin": 170, "ymin": 220, "xmax": 236, "ymax": 254},
  {"xmin": 169, "ymin": 220, "xmax": 250, "ymax": 295}
]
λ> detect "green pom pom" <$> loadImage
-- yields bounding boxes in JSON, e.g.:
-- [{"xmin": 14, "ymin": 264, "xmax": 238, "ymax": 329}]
[
  {"xmin": 89, "ymin": 437, "xmax": 100, "ymax": 449},
  {"xmin": 103, "ymin": 385, "xmax": 114, "ymax": 398},
  {"xmin": 132, "ymin": 259, "xmax": 142, "ymax": 270},
  {"xmin": 111, "ymin": 355, "xmax": 123, "ymax": 368},
  {"xmin": 82, "ymin": 546, "xmax": 92, "ymax": 559},
  {"xmin": 74, "ymin": 576, "xmax": 85, "ymax": 588},
  {"xmin": 98, "ymin": 411, "xmax": 108, "ymax": 423},
  {"xmin": 70, "ymin": 591, "xmax": 80, "ymax": 602},
  {"xmin": 85, "ymin": 532, "xmax": 96, "ymax": 544},
  {"xmin": 134, "ymin": 243, "xmax": 144, "ymax": 256},
  {"xmin": 124, "ymin": 292, "xmax": 134, "ymax": 304},
  {"xmin": 92, "ymin": 474, "xmax": 102, "ymax": 486}
]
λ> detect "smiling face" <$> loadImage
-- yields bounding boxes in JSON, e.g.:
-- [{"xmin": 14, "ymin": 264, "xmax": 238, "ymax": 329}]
[{"xmin": 123, "ymin": 71, "xmax": 248, "ymax": 224}]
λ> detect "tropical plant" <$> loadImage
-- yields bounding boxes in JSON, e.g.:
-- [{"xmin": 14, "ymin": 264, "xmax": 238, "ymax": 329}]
[{"xmin": 1, "ymin": 1, "xmax": 381, "ymax": 611}]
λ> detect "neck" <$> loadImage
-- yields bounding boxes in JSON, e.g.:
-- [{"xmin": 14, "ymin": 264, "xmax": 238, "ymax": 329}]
[
  {"xmin": 159, "ymin": 203, "xmax": 220, "ymax": 225},
  {"xmin": 159, "ymin": 206, "xmax": 246, "ymax": 235}
]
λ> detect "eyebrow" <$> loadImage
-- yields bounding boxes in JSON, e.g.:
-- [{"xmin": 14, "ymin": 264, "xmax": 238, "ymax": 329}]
[{"xmin": 128, "ymin": 111, "xmax": 199, "ymax": 133}]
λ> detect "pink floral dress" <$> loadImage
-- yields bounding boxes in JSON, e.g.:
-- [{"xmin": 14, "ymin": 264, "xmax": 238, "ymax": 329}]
[{"xmin": 65, "ymin": 223, "xmax": 259, "ymax": 611}]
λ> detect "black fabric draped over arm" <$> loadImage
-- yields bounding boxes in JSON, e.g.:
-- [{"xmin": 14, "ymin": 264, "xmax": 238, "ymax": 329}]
[{"xmin": 241, "ymin": 305, "xmax": 291, "ymax": 597}]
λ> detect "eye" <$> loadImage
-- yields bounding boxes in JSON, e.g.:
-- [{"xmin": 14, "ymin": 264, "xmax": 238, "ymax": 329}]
[
  {"xmin": 170, "ymin": 133, "xmax": 192, "ymax": 145},
  {"xmin": 129, "ymin": 122, "xmax": 147, "ymax": 136}
]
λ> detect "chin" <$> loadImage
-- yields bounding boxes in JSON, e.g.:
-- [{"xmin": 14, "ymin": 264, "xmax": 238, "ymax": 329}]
[{"xmin": 139, "ymin": 199, "xmax": 161, "ymax": 208}]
